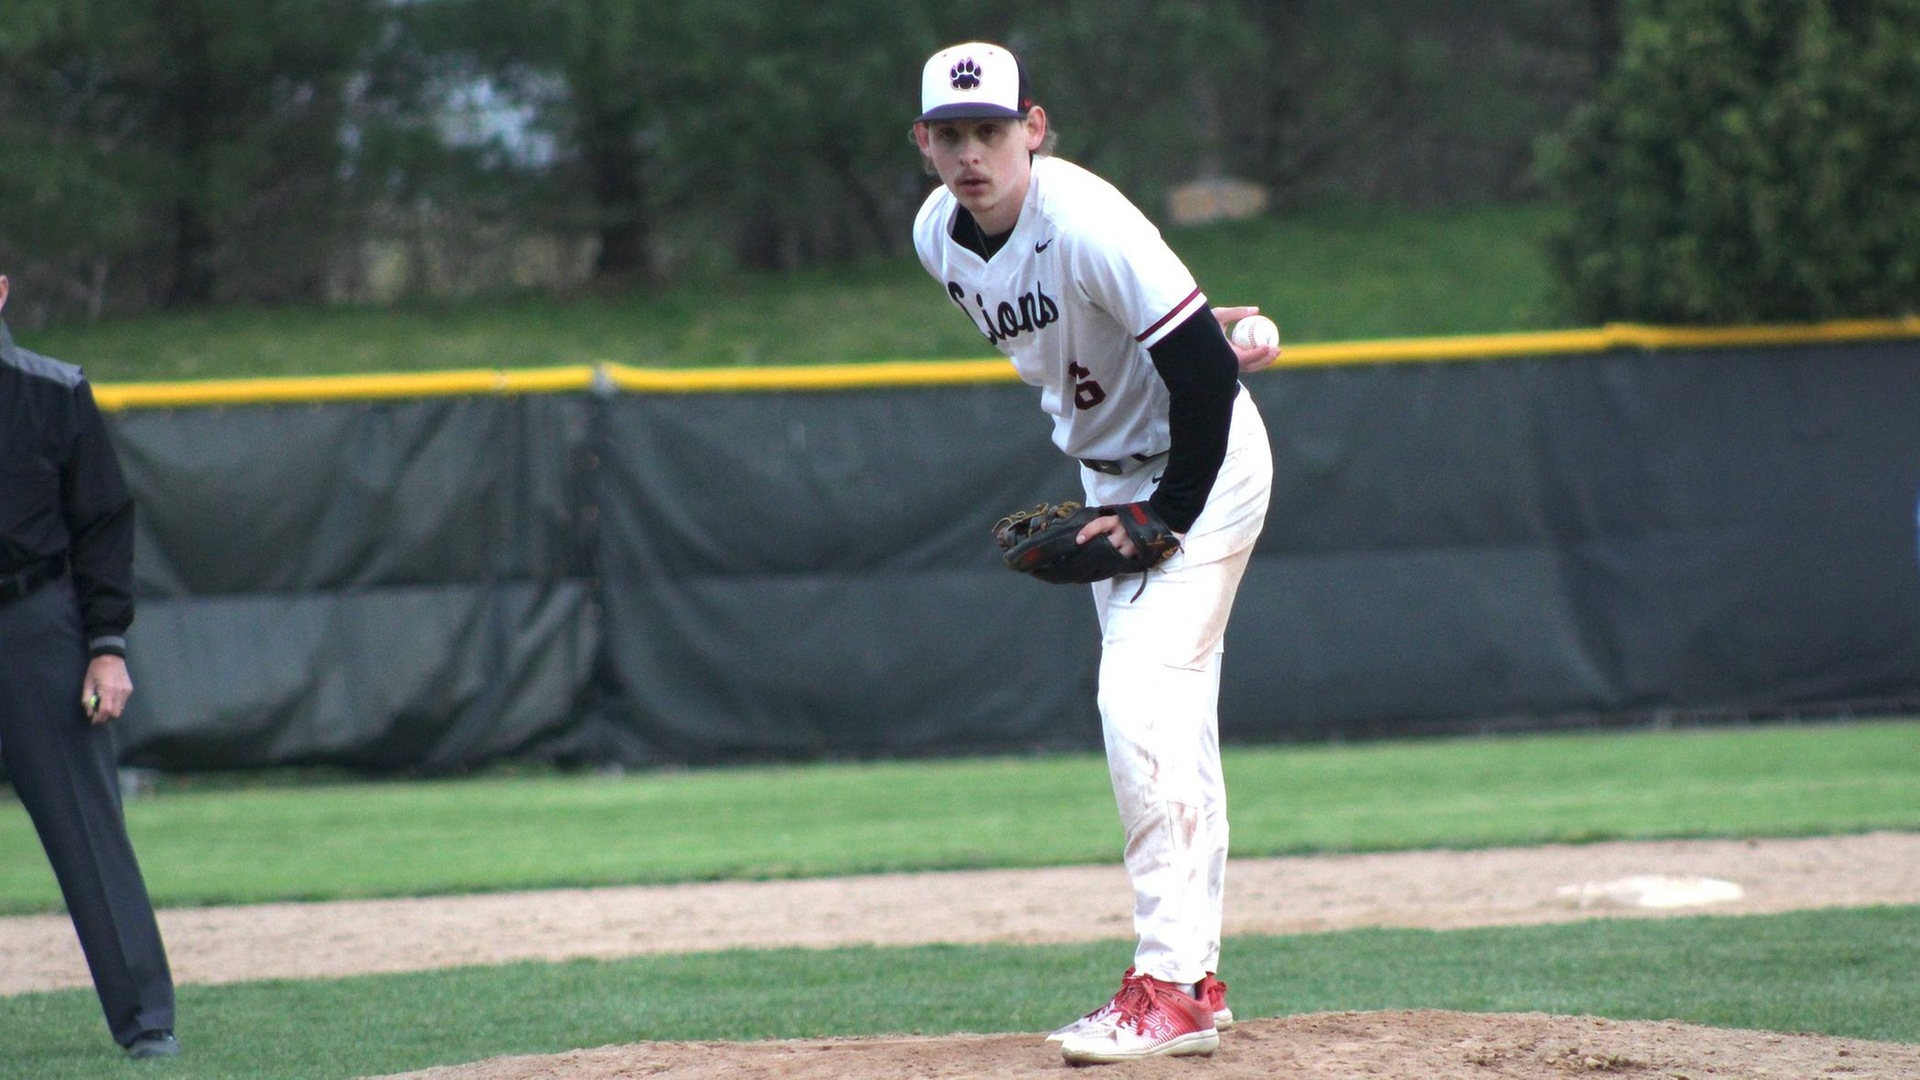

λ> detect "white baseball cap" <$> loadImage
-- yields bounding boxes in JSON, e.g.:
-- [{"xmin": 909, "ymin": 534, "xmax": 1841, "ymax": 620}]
[{"xmin": 916, "ymin": 42, "xmax": 1035, "ymax": 124}]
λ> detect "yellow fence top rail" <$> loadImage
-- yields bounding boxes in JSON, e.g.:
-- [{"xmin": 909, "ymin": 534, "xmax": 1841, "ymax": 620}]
[
  {"xmin": 91, "ymin": 316, "xmax": 1920, "ymax": 412},
  {"xmin": 93, "ymin": 365, "xmax": 598, "ymax": 411}
]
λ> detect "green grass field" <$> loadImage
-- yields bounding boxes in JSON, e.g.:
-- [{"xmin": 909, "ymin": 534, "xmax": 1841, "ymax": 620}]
[
  {"xmin": 6, "ymin": 910, "xmax": 1917, "ymax": 1080},
  {"xmin": 3, "ymin": 720, "xmax": 1919, "ymax": 1078},
  {"xmin": 5, "ymin": 720, "xmax": 1916, "ymax": 912},
  {"xmin": 25, "ymin": 203, "xmax": 1570, "ymax": 382}
]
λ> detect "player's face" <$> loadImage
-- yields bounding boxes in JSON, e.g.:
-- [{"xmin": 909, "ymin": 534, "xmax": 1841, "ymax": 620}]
[{"xmin": 917, "ymin": 111, "xmax": 1046, "ymax": 234}]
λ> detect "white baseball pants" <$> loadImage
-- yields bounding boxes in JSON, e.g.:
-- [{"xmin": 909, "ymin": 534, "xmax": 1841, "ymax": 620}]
[{"xmin": 1084, "ymin": 386, "xmax": 1272, "ymax": 984}]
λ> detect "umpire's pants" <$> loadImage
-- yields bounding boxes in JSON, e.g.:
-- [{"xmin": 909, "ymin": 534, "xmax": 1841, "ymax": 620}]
[{"xmin": 0, "ymin": 576, "xmax": 174, "ymax": 1046}]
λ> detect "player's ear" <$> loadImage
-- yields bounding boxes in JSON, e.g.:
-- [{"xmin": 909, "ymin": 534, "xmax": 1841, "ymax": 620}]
[
  {"xmin": 1023, "ymin": 107, "xmax": 1048, "ymax": 152},
  {"xmin": 0, "ymin": 275, "xmax": 9, "ymax": 313},
  {"xmin": 910, "ymin": 123, "xmax": 939, "ymax": 176}
]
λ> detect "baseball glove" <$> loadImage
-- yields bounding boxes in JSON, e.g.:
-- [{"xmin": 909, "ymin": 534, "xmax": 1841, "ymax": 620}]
[{"xmin": 991, "ymin": 500, "xmax": 1181, "ymax": 585}]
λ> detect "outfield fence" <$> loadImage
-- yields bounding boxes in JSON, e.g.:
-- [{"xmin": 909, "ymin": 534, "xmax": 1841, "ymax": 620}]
[{"xmin": 89, "ymin": 318, "xmax": 1920, "ymax": 771}]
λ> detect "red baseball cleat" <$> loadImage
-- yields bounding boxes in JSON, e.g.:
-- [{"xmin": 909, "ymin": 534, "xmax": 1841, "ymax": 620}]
[
  {"xmin": 1197, "ymin": 971, "xmax": 1235, "ymax": 1030},
  {"xmin": 1057, "ymin": 970, "xmax": 1218, "ymax": 1064},
  {"xmin": 1048, "ymin": 966, "xmax": 1134, "ymax": 1041}
]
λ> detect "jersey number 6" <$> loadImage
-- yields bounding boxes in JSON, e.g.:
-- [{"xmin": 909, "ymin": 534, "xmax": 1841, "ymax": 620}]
[{"xmin": 1068, "ymin": 361, "xmax": 1107, "ymax": 410}]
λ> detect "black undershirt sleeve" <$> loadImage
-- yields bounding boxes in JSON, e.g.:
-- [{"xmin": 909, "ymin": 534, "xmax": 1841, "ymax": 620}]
[{"xmin": 1144, "ymin": 308, "xmax": 1240, "ymax": 533}]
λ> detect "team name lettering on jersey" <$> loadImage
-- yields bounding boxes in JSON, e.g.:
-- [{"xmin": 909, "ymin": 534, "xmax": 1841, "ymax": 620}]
[{"xmin": 948, "ymin": 280, "xmax": 1060, "ymax": 346}]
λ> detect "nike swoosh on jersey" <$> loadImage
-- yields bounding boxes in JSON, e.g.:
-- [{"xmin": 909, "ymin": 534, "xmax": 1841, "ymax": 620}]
[{"xmin": 1035, "ymin": 237, "xmax": 1054, "ymax": 253}]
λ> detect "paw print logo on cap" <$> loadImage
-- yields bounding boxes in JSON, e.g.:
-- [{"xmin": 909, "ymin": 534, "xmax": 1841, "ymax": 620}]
[{"xmin": 949, "ymin": 58, "xmax": 982, "ymax": 91}]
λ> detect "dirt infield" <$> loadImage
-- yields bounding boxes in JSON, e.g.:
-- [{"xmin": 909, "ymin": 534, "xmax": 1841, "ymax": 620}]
[{"xmin": 6, "ymin": 832, "xmax": 1920, "ymax": 1077}]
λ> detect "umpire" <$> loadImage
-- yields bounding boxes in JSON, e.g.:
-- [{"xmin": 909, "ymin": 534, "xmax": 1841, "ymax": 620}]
[{"xmin": 0, "ymin": 273, "xmax": 178, "ymax": 1060}]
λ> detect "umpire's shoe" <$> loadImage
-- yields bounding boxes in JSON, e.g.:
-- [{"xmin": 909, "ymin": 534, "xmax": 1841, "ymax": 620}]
[{"xmin": 126, "ymin": 1030, "xmax": 181, "ymax": 1059}]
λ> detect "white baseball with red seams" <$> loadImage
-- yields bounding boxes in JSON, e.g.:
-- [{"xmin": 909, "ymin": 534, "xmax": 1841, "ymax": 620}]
[{"xmin": 1230, "ymin": 314, "xmax": 1279, "ymax": 350}]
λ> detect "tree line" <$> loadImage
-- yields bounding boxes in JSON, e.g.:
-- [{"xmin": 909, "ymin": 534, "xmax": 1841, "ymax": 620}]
[{"xmin": 0, "ymin": 0, "xmax": 1912, "ymax": 326}]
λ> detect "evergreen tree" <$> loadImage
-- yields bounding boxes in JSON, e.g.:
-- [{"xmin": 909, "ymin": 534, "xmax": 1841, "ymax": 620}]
[
  {"xmin": 1540, "ymin": 0, "xmax": 1920, "ymax": 323},
  {"xmin": 0, "ymin": 0, "xmax": 381, "ymax": 309}
]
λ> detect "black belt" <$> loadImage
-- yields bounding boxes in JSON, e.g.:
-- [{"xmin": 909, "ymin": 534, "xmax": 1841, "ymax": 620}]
[
  {"xmin": 1079, "ymin": 450, "xmax": 1169, "ymax": 476},
  {"xmin": 0, "ymin": 557, "xmax": 65, "ymax": 605}
]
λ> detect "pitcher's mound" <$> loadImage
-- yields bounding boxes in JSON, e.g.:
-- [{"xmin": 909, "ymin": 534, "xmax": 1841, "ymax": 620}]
[{"xmin": 387, "ymin": 1009, "xmax": 1920, "ymax": 1079}]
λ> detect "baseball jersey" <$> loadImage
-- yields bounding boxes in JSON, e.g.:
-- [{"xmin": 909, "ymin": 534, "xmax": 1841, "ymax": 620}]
[{"xmin": 914, "ymin": 156, "xmax": 1211, "ymax": 465}]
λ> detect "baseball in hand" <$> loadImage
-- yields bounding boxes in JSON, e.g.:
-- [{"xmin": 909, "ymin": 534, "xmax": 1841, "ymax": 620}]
[{"xmin": 1231, "ymin": 314, "xmax": 1279, "ymax": 349}]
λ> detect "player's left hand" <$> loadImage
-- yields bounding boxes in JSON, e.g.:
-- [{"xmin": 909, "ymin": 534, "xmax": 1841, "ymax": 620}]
[
  {"xmin": 1213, "ymin": 305, "xmax": 1281, "ymax": 373},
  {"xmin": 82, "ymin": 654, "xmax": 133, "ymax": 724}
]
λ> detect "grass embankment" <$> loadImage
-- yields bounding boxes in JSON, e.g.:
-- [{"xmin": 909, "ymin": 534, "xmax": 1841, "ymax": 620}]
[{"xmin": 29, "ymin": 203, "xmax": 1568, "ymax": 381}]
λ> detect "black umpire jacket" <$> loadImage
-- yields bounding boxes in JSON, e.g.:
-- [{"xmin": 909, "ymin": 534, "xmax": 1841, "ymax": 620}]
[{"xmin": 0, "ymin": 321, "xmax": 136, "ymax": 657}]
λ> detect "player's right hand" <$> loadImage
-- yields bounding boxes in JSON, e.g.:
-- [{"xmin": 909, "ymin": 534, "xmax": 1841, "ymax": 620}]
[
  {"xmin": 1077, "ymin": 513, "xmax": 1135, "ymax": 558},
  {"xmin": 1213, "ymin": 305, "xmax": 1281, "ymax": 373}
]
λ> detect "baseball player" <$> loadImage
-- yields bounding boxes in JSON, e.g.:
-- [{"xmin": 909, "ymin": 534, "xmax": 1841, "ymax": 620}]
[{"xmin": 910, "ymin": 42, "xmax": 1278, "ymax": 1064}]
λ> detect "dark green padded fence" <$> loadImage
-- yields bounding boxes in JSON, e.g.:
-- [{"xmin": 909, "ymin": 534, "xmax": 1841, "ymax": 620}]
[{"xmin": 99, "ymin": 335, "xmax": 1920, "ymax": 770}]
